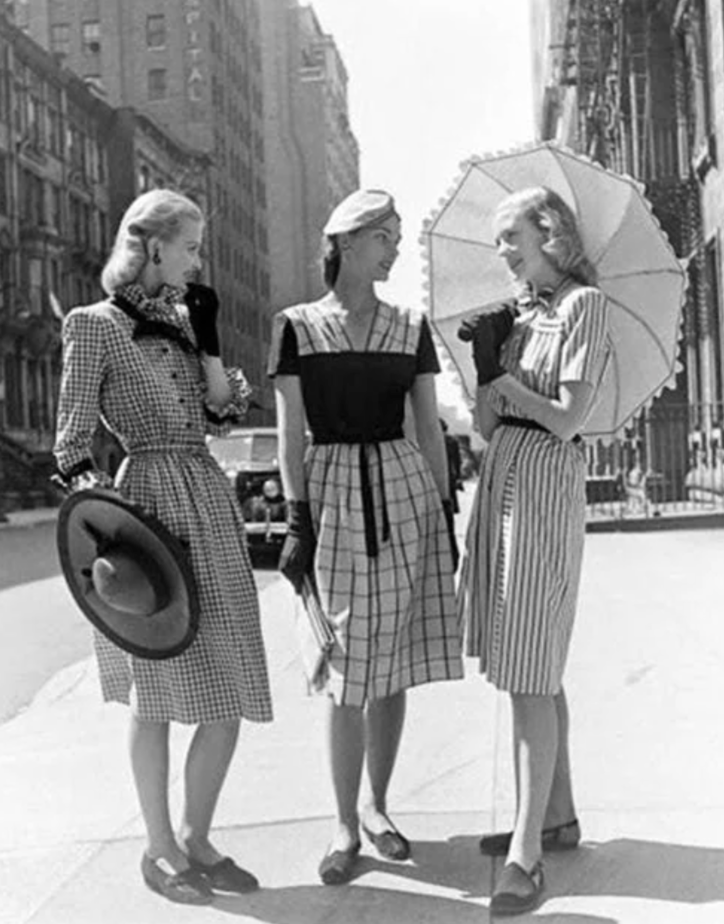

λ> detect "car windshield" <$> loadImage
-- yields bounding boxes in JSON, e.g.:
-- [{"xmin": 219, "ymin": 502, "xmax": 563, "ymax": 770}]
[{"xmin": 210, "ymin": 433, "xmax": 278, "ymax": 467}]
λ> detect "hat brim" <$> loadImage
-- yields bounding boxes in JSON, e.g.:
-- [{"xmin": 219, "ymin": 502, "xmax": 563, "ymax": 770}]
[{"xmin": 57, "ymin": 490, "xmax": 200, "ymax": 660}]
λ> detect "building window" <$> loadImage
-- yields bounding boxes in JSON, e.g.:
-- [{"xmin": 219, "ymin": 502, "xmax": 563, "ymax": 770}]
[
  {"xmin": 705, "ymin": 237, "xmax": 723, "ymax": 404},
  {"xmin": 47, "ymin": 87, "xmax": 63, "ymax": 156},
  {"xmin": 51, "ymin": 185, "xmax": 63, "ymax": 232},
  {"xmin": 146, "ymin": 14, "xmax": 166, "ymax": 48},
  {"xmin": 148, "ymin": 68, "xmax": 167, "ymax": 100},
  {"xmin": 50, "ymin": 22, "xmax": 71, "ymax": 57},
  {"xmin": 81, "ymin": 20, "xmax": 101, "ymax": 55},
  {"xmin": 0, "ymin": 154, "xmax": 7, "ymax": 215},
  {"xmin": 5, "ymin": 353, "xmax": 23, "ymax": 429},
  {"xmin": 19, "ymin": 169, "xmax": 44, "ymax": 226}
]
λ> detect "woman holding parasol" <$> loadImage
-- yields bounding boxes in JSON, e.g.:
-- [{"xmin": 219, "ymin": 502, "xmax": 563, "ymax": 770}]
[{"xmin": 458, "ymin": 186, "xmax": 610, "ymax": 916}]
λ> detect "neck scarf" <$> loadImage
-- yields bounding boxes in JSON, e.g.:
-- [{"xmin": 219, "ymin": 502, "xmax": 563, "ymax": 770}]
[
  {"xmin": 113, "ymin": 283, "xmax": 197, "ymax": 353},
  {"xmin": 516, "ymin": 277, "xmax": 571, "ymax": 315}
]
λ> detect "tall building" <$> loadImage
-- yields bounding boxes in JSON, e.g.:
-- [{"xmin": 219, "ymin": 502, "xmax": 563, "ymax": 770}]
[
  {"xmin": 260, "ymin": 1, "xmax": 359, "ymax": 310},
  {"xmin": 0, "ymin": 12, "xmax": 113, "ymax": 510},
  {"xmin": 531, "ymin": 0, "xmax": 724, "ymax": 506},
  {"xmin": 18, "ymin": 0, "xmax": 273, "ymax": 416}
]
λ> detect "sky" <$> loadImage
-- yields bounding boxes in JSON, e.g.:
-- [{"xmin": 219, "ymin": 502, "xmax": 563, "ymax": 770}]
[{"xmin": 307, "ymin": 0, "xmax": 537, "ymax": 424}]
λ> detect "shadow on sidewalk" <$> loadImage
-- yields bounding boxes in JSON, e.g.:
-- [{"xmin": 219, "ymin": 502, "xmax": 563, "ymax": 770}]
[
  {"xmin": 213, "ymin": 885, "xmax": 616, "ymax": 923},
  {"xmin": 550, "ymin": 838, "xmax": 724, "ymax": 903}
]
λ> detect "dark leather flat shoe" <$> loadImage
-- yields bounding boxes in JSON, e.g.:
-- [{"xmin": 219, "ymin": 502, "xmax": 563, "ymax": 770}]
[
  {"xmin": 188, "ymin": 856, "xmax": 259, "ymax": 894},
  {"xmin": 318, "ymin": 841, "xmax": 361, "ymax": 885},
  {"xmin": 479, "ymin": 818, "xmax": 580, "ymax": 857},
  {"xmin": 362, "ymin": 824, "xmax": 411, "ymax": 861},
  {"xmin": 490, "ymin": 860, "xmax": 545, "ymax": 917},
  {"xmin": 141, "ymin": 854, "xmax": 214, "ymax": 905}
]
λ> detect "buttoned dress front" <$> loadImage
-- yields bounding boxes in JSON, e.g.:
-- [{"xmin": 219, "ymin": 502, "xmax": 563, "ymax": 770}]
[
  {"xmin": 54, "ymin": 295, "xmax": 273, "ymax": 725},
  {"xmin": 459, "ymin": 283, "xmax": 610, "ymax": 695},
  {"xmin": 268, "ymin": 300, "xmax": 464, "ymax": 707}
]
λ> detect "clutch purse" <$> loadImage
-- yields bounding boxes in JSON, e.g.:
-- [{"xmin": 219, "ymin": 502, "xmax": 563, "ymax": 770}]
[{"xmin": 296, "ymin": 575, "xmax": 335, "ymax": 693}]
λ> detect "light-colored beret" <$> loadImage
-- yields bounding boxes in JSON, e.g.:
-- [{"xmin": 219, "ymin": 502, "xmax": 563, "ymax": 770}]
[{"xmin": 323, "ymin": 189, "xmax": 397, "ymax": 236}]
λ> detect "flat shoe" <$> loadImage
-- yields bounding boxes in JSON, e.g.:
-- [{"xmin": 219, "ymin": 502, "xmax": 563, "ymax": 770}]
[
  {"xmin": 318, "ymin": 841, "xmax": 361, "ymax": 885},
  {"xmin": 141, "ymin": 854, "xmax": 214, "ymax": 905},
  {"xmin": 490, "ymin": 860, "xmax": 545, "ymax": 917},
  {"xmin": 188, "ymin": 856, "xmax": 259, "ymax": 894},
  {"xmin": 362, "ymin": 824, "xmax": 411, "ymax": 861},
  {"xmin": 479, "ymin": 818, "xmax": 580, "ymax": 857}
]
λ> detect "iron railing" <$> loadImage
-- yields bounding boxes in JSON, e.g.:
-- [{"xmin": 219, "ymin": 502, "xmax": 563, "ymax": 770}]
[{"xmin": 585, "ymin": 402, "xmax": 724, "ymax": 522}]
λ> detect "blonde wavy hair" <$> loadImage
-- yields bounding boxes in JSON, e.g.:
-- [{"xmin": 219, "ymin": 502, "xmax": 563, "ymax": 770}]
[
  {"xmin": 101, "ymin": 189, "xmax": 204, "ymax": 294},
  {"xmin": 496, "ymin": 186, "xmax": 598, "ymax": 286}
]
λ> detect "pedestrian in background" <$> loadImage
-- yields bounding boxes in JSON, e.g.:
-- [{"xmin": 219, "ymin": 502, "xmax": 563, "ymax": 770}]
[
  {"xmin": 440, "ymin": 417, "xmax": 463, "ymax": 513},
  {"xmin": 54, "ymin": 189, "xmax": 272, "ymax": 905},
  {"xmin": 269, "ymin": 189, "xmax": 462, "ymax": 885},
  {"xmin": 458, "ymin": 187, "xmax": 610, "ymax": 916}
]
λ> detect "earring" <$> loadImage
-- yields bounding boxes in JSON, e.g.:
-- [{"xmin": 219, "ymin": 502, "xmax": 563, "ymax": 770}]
[{"xmin": 152, "ymin": 252, "xmax": 161, "ymax": 265}]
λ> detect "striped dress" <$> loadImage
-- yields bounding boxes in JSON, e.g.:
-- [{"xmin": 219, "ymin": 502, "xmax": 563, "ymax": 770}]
[
  {"xmin": 54, "ymin": 291, "xmax": 273, "ymax": 725},
  {"xmin": 268, "ymin": 300, "xmax": 464, "ymax": 707},
  {"xmin": 459, "ymin": 282, "xmax": 609, "ymax": 695}
]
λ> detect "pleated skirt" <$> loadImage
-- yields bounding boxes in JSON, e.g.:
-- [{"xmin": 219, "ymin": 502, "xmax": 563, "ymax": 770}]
[
  {"xmin": 94, "ymin": 444, "xmax": 273, "ymax": 725},
  {"xmin": 307, "ymin": 438, "xmax": 464, "ymax": 707}
]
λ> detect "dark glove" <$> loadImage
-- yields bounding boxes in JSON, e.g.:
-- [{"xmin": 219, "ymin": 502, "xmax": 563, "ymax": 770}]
[
  {"xmin": 442, "ymin": 498, "xmax": 460, "ymax": 572},
  {"xmin": 279, "ymin": 499, "xmax": 316, "ymax": 593},
  {"xmin": 458, "ymin": 304, "xmax": 516, "ymax": 386},
  {"xmin": 185, "ymin": 282, "xmax": 221, "ymax": 356},
  {"xmin": 458, "ymin": 302, "xmax": 516, "ymax": 348}
]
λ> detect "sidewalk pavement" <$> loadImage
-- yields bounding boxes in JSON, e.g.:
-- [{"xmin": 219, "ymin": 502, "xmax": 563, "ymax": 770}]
[
  {"xmin": 1, "ymin": 494, "xmax": 724, "ymax": 922},
  {"xmin": 0, "ymin": 507, "xmax": 59, "ymax": 531}
]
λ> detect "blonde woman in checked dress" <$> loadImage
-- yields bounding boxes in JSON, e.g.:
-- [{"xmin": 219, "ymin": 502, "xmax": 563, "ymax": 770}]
[
  {"xmin": 458, "ymin": 187, "xmax": 610, "ymax": 916},
  {"xmin": 54, "ymin": 190, "xmax": 271, "ymax": 905},
  {"xmin": 269, "ymin": 190, "xmax": 463, "ymax": 885}
]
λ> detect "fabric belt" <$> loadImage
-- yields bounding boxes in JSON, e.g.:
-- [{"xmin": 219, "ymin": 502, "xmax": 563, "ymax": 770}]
[
  {"xmin": 312, "ymin": 429, "xmax": 403, "ymax": 558},
  {"xmin": 499, "ymin": 416, "xmax": 582, "ymax": 446},
  {"xmin": 127, "ymin": 444, "xmax": 209, "ymax": 457}
]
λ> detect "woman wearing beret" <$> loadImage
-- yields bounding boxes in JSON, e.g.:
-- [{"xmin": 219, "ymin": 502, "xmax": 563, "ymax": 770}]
[
  {"xmin": 54, "ymin": 189, "xmax": 272, "ymax": 904},
  {"xmin": 458, "ymin": 187, "xmax": 610, "ymax": 915},
  {"xmin": 269, "ymin": 189, "xmax": 463, "ymax": 885}
]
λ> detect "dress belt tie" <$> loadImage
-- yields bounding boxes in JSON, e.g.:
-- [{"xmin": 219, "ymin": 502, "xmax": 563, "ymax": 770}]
[
  {"xmin": 358, "ymin": 443, "xmax": 390, "ymax": 558},
  {"xmin": 312, "ymin": 429, "xmax": 402, "ymax": 558},
  {"xmin": 499, "ymin": 416, "xmax": 582, "ymax": 446}
]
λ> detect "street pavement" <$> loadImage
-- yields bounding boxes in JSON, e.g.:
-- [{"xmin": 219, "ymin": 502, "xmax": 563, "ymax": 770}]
[{"xmin": 1, "ymin": 486, "xmax": 724, "ymax": 922}]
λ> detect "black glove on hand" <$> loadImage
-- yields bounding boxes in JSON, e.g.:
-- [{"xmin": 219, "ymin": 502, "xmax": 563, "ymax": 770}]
[
  {"xmin": 185, "ymin": 282, "xmax": 221, "ymax": 356},
  {"xmin": 442, "ymin": 499, "xmax": 460, "ymax": 572},
  {"xmin": 458, "ymin": 303, "xmax": 516, "ymax": 386},
  {"xmin": 458, "ymin": 303, "xmax": 517, "ymax": 387},
  {"xmin": 458, "ymin": 302, "xmax": 516, "ymax": 348},
  {"xmin": 279, "ymin": 499, "xmax": 316, "ymax": 593}
]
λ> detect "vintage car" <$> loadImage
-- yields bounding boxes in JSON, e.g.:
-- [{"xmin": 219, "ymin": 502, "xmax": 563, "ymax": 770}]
[{"xmin": 207, "ymin": 427, "xmax": 287, "ymax": 555}]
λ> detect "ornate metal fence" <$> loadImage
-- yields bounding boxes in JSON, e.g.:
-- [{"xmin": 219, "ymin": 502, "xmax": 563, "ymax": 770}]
[{"xmin": 585, "ymin": 403, "xmax": 724, "ymax": 523}]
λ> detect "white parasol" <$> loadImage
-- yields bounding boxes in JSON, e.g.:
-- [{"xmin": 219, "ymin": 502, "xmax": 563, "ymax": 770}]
[{"xmin": 421, "ymin": 143, "xmax": 687, "ymax": 438}]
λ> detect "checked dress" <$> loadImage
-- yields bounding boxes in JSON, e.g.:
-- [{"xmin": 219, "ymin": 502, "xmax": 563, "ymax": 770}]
[
  {"xmin": 459, "ymin": 282, "xmax": 610, "ymax": 695},
  {"xmin": 268, "ymin": 300, "xmax": 463, "ymax": 707},
  {"xmin": 54, "ymin": 285, "xmax": 272, "ymax": 725}
]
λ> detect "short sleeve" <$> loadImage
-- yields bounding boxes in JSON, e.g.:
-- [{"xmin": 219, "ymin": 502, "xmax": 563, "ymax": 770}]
[
  {"xmin": 267, "ymin": 314, "xmax": 300, "ymax": 377},
  {"xmin": 416, "ymin": 316, "xmax": 441, "ymax": 375},
  {"xmin": 559, "ymin": 288, "xmax": 609, "ymax": 386}
]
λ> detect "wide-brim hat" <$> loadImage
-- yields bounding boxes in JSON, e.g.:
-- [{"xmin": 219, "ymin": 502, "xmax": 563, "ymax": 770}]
[{"xmin": 57, "ymin": 489, "xmax": 200, "ymax": 659}]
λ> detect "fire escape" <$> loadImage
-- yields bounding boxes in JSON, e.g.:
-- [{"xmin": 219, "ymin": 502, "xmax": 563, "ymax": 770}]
[{"xmin": 556, "ymin": 0, "xmax": 703, "ymax": 502}]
